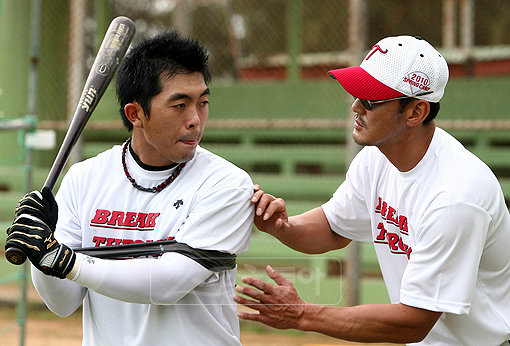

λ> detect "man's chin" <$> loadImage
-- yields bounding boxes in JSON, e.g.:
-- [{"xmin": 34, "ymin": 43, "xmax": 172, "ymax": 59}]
[
  {"xmin": 352, "ymin": 132, "xmax": 368, "ymax": 146},
  {"xmin": 174, "ymin": 149, "xmax": 197, "ymax": 163}
]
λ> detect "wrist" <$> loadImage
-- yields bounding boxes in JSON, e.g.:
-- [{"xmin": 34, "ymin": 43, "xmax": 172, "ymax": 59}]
[
  {"xmin": 66, "ymin": 252, "xmax": 84, "ymax": 280},
  {"xmin": 297, "ymin": 302, "xmax": 318, "ymax": 332}
]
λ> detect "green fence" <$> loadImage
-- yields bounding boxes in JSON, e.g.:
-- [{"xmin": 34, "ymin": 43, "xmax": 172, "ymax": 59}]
[{"xmin": 0, "ymin": 117, "xmax": 35, "ymax": 346}]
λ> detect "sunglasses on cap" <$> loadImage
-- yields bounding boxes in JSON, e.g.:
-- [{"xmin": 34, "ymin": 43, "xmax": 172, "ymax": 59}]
[{"xmin": 356, "ymin": 91, "xmax": 433, "ymax": 111}]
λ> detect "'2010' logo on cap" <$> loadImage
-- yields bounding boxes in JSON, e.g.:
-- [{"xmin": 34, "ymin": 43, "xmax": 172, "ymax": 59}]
[{"xmin": 403, "ymin": 72, "xmax": 431, "ymax": 95}]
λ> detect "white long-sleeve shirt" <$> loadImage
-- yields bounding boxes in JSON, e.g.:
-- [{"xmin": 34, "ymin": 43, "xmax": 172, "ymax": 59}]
[{"xmin": 32, "ymin": 144, "xmax": 254, "ymax": 346}]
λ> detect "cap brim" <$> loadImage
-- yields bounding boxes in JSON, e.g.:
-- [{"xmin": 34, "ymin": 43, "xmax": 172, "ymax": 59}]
[{"xmin": 328, "ymin": 66, "xmax": 404, "ymax": 101}]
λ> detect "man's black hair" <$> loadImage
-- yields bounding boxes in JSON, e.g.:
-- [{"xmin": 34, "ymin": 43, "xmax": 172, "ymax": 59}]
[
  {"xmin": 116, "ymin": 30, "xmax": 211, "ymax": 131},
  {"xmin": 399, "ymin": 98, "xmax": 440, "ymax": 124}
]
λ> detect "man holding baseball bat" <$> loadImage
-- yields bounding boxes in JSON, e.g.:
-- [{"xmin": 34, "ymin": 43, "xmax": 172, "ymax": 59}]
[
  {"xmin": 6, "ymin": 30, "xmax": 254, "ymax": 345},
  {"xmin": 235, "ymin": 36, "xmax": 510, "ymax": 345}
]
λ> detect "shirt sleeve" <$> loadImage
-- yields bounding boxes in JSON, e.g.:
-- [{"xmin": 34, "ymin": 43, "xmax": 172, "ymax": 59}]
[
  {"xmin": 175, "ymin": 178, "xmax": 254, "ymax": 255},
  {"xmin": 31, "ymin": 265, "xmax": 87, "ymax": 317},
  {"xmin": 321, "ymin": 152, "xmax": 372, "ymax": 242},
  {"xmin": 69, "ymin": 252, "xmax": 214, "ymax": 305},
  {"xmin": 400, "ymin": 202, "xmax": 491, "ymax": 314},
  {"xmin": 54, "ymin": 165, "xmax": 85, "ymax": 248},
  {"xmin": 30, "ymin": 167, "xmax": 88, "ymax": 317}
]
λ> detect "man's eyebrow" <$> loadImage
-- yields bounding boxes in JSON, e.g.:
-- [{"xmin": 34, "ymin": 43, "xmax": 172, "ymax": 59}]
[
  {"xmin": 201, "ymin": 88, "xmax": 210, "ymax": 97},
  {"xmin": 168, "ymin": 88, "xmax": 210, "ymax": 102},
  {"xmin": 168, "ymin": 93, "xmax": 190, "ymax": 102}
]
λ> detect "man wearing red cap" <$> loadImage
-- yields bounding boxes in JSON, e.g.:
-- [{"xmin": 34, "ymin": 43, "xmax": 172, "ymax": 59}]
[{"xmin": 235, "ymin": 36, "xmax": 510, "ymax": 345}]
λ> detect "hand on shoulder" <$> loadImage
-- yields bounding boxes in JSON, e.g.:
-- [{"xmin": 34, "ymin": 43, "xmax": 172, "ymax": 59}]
[{"xmin": 251, "ymin": 184, "xmax": 290, "ymax": 235}]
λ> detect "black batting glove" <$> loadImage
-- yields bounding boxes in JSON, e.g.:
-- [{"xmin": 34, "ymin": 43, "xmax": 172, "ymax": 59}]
[
  {"xmin": 5, "ymin": 188, "xmax": 75, "ymax": 279},
  {"xmin": 14, "ymin": 187, "xmax": 58, "ymax": 230},
  {"xmin": 6, "ymin": 215, "xmax": 76, "ymax": 279}
]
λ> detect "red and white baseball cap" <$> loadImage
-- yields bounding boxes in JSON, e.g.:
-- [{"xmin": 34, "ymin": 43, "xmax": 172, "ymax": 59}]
[{"xmin": 328, "ymin": 36, "xmax": 449, "ymax": 102}]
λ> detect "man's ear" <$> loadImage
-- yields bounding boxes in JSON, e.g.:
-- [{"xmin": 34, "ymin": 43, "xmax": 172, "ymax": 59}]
[
  {"xmin": 406, "ymin": 99, "xmax": 430, "ymax": 127},
  {"xmin": 124, "ymin": 102, "xmax": 145, "ymax": 129}
]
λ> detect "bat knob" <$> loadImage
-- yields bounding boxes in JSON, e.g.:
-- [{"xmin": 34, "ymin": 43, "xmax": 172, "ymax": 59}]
[{"xmin": 5, "ymin": 247, "xmax": 27, "ymax": 265}]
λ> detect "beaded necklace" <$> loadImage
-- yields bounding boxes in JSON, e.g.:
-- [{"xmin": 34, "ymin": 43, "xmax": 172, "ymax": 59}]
[{"xmin": 121, "ymin": 138, "xmax": 186, "ymax": 193}]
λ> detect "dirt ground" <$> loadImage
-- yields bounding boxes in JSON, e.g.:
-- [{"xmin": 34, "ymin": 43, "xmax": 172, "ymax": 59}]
[
  {"xmin": 0, "ymin": 284, "xmax": 396, "ymax": 346},
  {"xmin": 0, "ymin": 310, "xmax": 395, "ymax": 346}
]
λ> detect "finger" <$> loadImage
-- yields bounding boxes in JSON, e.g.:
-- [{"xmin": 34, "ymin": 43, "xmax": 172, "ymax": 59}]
[
  {"xmin": 8, "ymin": 229, "xmax": 44, "ymax": 239},
  {"xmin": 237, "ymin": 310, "xmax": 274, "ymax": 327},
  {"xmin": 237, "ymin": 310, "xmax": 264, "ymax": 321},
  {"xmin": 266, "ymin": 265, "xmax": 289, "ymax": 286},
  {"xmin": 41, "ymin": 186, "xmax": 54, "ymax": 199},
  {"xmin": 234, "ymin": 293, "xmax": 274, "ymax": 316},
  {"xmin": 255, "ymin": 193, "xmax": 279, "ymax": 219},
  {"xmin": 16, "ymin": 195, "xmax": 43, "ymax": 208},
  {"xmin": 254, "ymin": 193, "xmax": 274, "ymax": 217},
  {"xmin": 235, "ymin": 284, "xmax": 266, "ymax": 301},
  {"xmin": 234, "ymin": 292, "xmax": 274, "ymax": 318},
  {"xmin": 8, "ymin": 215, "xmax": 50, "ymax": 239},
  {"xmin": 262, "ymin": 197, "xmax": 285, "ymax": 221},
  {"xmin": 5, "ymin": 238, "xmax": 41, "ymax": 252},
  {"xmin": 241, "ymin": 276, "xmax": 276, "ymax": 294},
  {"xmin": 14, "ymin": 204, "xmax": 41, "ymax": 216},
  {"xmin": 14, "ymin": 213, "xmax": 45, "ymax": 225},
  {"xmin": 15, "ymin": 193, "xmax": 44, "ymax": 214},
  {"xmin": 23, "ymin": 190, "xmax": 43, "ymax": 202},
  {"xmin": 251, "ymin": 189, "xmax": 265, "ymax": 205},
  {"xmin": 233, "ymin": 293, "xmax": 262, "ymax": 310},
  {"xmin": 18, "ymin": 191, "xmax": 43, "ymax": 206}
]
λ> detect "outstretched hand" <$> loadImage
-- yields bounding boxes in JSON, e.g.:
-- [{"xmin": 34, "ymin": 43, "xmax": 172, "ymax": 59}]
[
  {"xmin": 251, "ymin": 184, "xmax": 290, "ymax": 236},
  {"xmin": 234, "ymin": 265, "xmax": 307, "ymax": 330}
]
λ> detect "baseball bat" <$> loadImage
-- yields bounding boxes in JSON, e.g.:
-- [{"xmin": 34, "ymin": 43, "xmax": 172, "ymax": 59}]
[{"xmin": 5, "ymin": 16, "xmax": 135, "ymax": 265}]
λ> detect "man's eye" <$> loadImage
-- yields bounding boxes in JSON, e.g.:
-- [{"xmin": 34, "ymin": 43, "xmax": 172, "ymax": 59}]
[
  {"xmin": 201, "ymin": 100, "xmax": 209, "ymax": 106},
  {"xmin": 173, "ymin": 103, "xmax": 186, "ymax": 109}
]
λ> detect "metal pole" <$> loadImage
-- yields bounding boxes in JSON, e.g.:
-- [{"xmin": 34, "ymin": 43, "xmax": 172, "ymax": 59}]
[
  {"xmin": 286, "ymin": 0, "xmax": 302, "ymax": 84},
  {"xmin": 442, "ymin": 0, "xmax": 457, "ymax": 49},
  {"xmin": 345, "ymin": 0, "xmax": 367, "ymax": 307},
  {"xmin": 173, "ymin": 1, "xmax": 193, "ymax": 36},
  {"xmin": 19, "ymin": 0, "xmax": 42, "ymax": 344},
  {"xmin": 94, "ymin": 0, "xmax": 109, "ymax": 46},
  {"xmin": 68, "ymin": 0, "xmax": 86, "ymax": 165},
  {"xmin": 459, "ymin": 0, "xmax": 474, "ymax": 75},
  {"xmin": 224, "ymin": 0, "xmax": 241, "ymax": 80},
  {"xmin": 459, "ymin": 0, "xmax": 474, "ymax": 49}
]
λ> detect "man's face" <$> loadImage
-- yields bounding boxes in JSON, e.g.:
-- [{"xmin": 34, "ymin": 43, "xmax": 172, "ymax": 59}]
[
  {"xmin": 133, "ymin": 72, "xmax": 209, "ymax": 166},
  {"xmin": 350, "ymin": 98, "xmax": 407, "ymax": 150}
]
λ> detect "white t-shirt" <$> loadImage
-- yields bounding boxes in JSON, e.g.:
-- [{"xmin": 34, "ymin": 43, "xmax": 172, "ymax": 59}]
[
  {"xmin": 322, "ymin": 128, "xmax": 510, "ymax": 345},
  {"xmin": 31, "ymin": 144, "xmax": 254, "ymax": 346}
]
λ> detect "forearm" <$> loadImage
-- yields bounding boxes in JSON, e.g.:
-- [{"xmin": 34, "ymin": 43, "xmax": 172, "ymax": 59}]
[
  {"xmin": 274, "ymin": 207, "xmax": 351, "ymax": 254},
  {"xmin": 31, "ymin": 265, "xmax": 86, "ymax": 317},
  {"xmin": 299, "ymin": 303, "xmax": 440, "ymax": 343},
  {"xmin": 67, "ymin": 252, "xmax": 213, "ymax": 305}
]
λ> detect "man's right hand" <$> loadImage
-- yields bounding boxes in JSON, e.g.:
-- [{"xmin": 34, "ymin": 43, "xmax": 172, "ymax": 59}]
[{"xmin": 251, "ymin": 184, "xmax": 290, "ymax": 235}]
